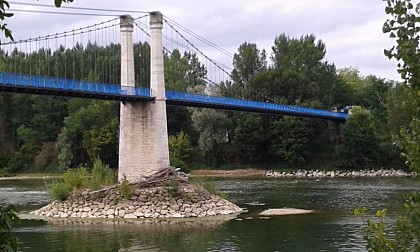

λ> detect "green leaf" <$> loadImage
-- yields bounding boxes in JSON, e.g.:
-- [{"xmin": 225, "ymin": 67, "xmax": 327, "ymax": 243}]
[
  {"xmin": 4, "ymin": 29, "xmax": 12, "ymax": 40},
  {"xmin": 383, "ymin": 23, "xmax": 391, "ymax": 33},
  {"xmin": 376, "ymin": 209, "xmax": 387, "ymax": 218},
  {"xmin": 407, "ymin": 2, "xmax": 413, "ymax": 9},
  {"xmin": 55, "ymin": 0, "xmax": 62, "ymax": 7},
  {"xmin": 354, "ymin": 206, "xmax": 367, "ymax": 216}
]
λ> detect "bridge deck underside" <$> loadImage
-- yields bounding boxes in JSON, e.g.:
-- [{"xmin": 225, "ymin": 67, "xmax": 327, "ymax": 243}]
[
  {"xmin": 0, "ymin": 72, "xmax": 347, "ymax": 121},
  {"xmin": 0, "ymin": 72, "xmax": 152, "ymax": 102}
]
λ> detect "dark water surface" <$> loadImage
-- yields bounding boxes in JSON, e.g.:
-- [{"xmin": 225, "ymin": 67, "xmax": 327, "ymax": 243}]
[{"xmin": 1, "ymin": 177, "xmax": 419, "ymax": 251}]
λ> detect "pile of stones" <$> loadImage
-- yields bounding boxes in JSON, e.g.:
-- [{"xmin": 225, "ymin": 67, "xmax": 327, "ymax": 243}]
[
  {"xmin": 265, "ymin": 168, "xmax": 416, "ymax": 178},
  {"xmin": 31, "ymin": 183, "xmax": 243, "ymax": 219}
]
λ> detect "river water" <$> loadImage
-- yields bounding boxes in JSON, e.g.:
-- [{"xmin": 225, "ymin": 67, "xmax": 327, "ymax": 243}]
[{"xmin": 1, "ymin": 177, "xmax": 419, "ymax": 251}]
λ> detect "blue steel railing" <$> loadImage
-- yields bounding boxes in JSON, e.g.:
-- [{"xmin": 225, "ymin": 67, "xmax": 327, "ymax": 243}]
[
  {"xmin": 0, "ymin": 72, "xmax": 348, "ymax": 121},
  {"xmin": 0, "ymin": 72, "xmax": 151, "ymax": 98},
  {"xmin": 166, "ymin": 91, "xmax": 348, "ymax": 121}
]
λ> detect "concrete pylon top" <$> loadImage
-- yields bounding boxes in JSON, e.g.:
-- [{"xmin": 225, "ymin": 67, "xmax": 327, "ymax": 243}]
[
  {"xmin": 150, "ymin": 11, "xmax": 163, "ymax": 25},
  {"xmin": 120, "ymin": 15, "xmax": 134, "ymax": 28}
]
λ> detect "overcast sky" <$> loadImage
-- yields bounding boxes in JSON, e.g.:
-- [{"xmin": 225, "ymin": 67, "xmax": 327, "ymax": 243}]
[{"xmin": 4, "ymin": 0, "xmax": 401, "ymax": 81}]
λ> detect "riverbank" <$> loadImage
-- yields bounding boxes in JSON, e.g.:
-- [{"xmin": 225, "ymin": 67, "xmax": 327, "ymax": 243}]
[
  {"xmin": 0, "ymin": 174, "xmax": 61, "ymax": 180},
  {"xmin": 190, "ymin": 169, "xmax": 266, "ymax": 178},
  {"xmin": 190, "ymin": 168, "xmax": 415, "ymax": 178},
  {"xmin": 1, "ymin": 168, "xmax": 415, "ymax": 181},
  {"xmin": 265, "ymin": 168, "xmax": 415, "ymax": 178}
]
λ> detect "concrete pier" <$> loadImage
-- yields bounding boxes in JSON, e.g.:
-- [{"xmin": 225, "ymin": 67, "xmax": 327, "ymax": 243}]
[{"xmin": 118, "ymin": 12, "xmax": 170, "ymax": 182}]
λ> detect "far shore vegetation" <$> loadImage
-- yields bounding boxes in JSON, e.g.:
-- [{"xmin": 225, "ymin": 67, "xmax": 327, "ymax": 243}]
[{"xmin": 0, "ymin": 26, "xmax": 416, "ymax": 177}]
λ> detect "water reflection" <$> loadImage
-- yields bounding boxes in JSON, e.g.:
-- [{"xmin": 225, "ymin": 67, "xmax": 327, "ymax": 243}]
[
  {"xmin": 18, "ymin": 218, "xmax": 232, "ymax": 251},
  {"xmin": 18, "ymin": 217, "xmax": 366, "ymax": 252}
]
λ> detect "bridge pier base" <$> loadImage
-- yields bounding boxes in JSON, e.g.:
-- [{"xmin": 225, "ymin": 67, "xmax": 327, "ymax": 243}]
[{"xmin": 118, "ymin": 12, "xmax": 170, "ymax": 183}]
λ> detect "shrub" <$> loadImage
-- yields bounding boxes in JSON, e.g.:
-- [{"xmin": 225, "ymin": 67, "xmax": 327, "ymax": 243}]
[
  {"xmin": 50, "ymin": 181, "xmax": 72, "ymax": 201},
  {"xmin": 118, "ymin": 179, "xmax": 133, "ymax": 199},
  {"xmin": 50, "ymin": 167, "xmax": 89, "ymax": 201},
  {"xmin": 191, "ymin": 176, "xmax": 226, "ymax": 198},
  {"xmin": 63, "ymin": 167, "xmax": 89, "ymax": 189},
  {"xmin": 162, "ymin": 178, "xmax": 181, "ymax": 198},
  {"xmin": 50, "ymin": 162, "xmax": 116, "ymax": 201},
  {"xmin": 355, "ymin": 192, "xmax": 420, "ymax": 251},
  {"xmin": 91, "ymin": 159, "xmax": 116, "ymax": 190},
  {"xmin": 169, "ymin": 131, "xmax": 193, "ymax": 169}
]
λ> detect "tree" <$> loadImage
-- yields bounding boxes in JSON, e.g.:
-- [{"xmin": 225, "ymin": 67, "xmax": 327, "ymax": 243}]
[
  {"xmin": 357, "ymin": 1, "xmax": 420, "ymax": 250},
  {"xmin": 232, "ymin": 114, "xmax": 271, "ymax": 163},
  {"xmin": 0, "ymin": 95, "xmax": 15, "ymax": 168},
  {"xmin": 164, "ymin": 49, "xmax": 207, "ymax": 92},
  {"xmin": 395, "ymin": 117, "xmax": 420, "ymax": 174},
  {"xmin": 382, "ymin": 0, "xmax": 420, "ymax": 170},
  {"xmin": 339, "ymin": 68, "xmax": 399, "ymax": 166},
  {"xmin": 0, "ymin": 204, "xmax": 21, "ymax": 252},
  {"xmin": 191, "ymin": 109, "xmax": 230, "ymax": 167},
  {"xmin": 222, "ymin": 42, "xmax": 267, "ymax": 98},
  {"xmin": 337, "ymin": 106, "xmax": 379, "ymax": 169},
  {"xmin": 270, "ymin": 116, "xmax": 319, "ymax": 167},
  {"xmin": 271, "ymin": 34, "xmax": 331, "ymax": 104},
  {"xmin": 232, "ymin": 42, "xmax": 267, "ymax": 84},
  {"xmin": 164, "ymin": 49, "xmax": 207, "ymax": 146},
  {"xmin": 168, "ymin": 131, "xmax": 193, "ymax": 169},
  {"xmin": 57, "ymin": 100, "xmax": 119, "ymax": 169},
  {"xmin": 383, "ymin": 0, "xmax": 420, "ymax": 87}
]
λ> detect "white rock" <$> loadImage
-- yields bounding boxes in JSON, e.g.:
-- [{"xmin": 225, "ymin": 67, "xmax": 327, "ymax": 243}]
[
  {"xmin": 259, "ymin": 208, "xmax": 314, "ymax": 216},
  {"xmin": 118, "ymin": 210, "xmax": 126, "ymax": 217},
  {"xmin": 134, "ymin": 212, "xmax": 144, "ymax": 217},
  {"xmin": 124, "ymin": 214, "xmax": 137, "ymax": 219}
]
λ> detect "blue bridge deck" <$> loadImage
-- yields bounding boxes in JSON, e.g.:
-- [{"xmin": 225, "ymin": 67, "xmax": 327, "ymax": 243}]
[{"xmin": 0, "ymin": 72, "xmax": 348, "ymax": 121}]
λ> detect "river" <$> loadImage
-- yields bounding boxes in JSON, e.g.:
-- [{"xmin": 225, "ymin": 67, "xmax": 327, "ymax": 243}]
[{"xmin": 1, "ymin": 177, "xmax": 419, "ymax": 251}]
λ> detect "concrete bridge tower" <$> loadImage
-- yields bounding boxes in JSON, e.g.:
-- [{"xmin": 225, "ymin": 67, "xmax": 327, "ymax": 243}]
[{"xmin": 118, "ymin": 12, "xmax": 170, "ymax": 183}]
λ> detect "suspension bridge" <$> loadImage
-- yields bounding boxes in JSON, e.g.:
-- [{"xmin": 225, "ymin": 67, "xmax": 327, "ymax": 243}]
[{"xmin": 0, "ymin": 12, "xmax": 348, "ymax": 182}]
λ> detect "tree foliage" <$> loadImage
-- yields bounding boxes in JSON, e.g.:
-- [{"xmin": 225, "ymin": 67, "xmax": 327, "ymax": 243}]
[
  {"xmin": 233, "ymin": 114, "xmax": 271, "ymax": 163},
  {"xmin": 383, "ymin": 0, "xmax": 420, "ymax": 87},
  {"xmin": 271, "ymin": 117, "xmax": 318, "ymax": 167},
  {"xmin": 0, "ymin": 204, "xmax": 21, "ymax": 252},
  {"xmin": 337, "ymin": 107, "xmax": 379, "ymax": 169},
  {"xmin": 356, "ymin": 1, "xmax": 420, "ymax": 251},
  {"xmin": 164, "ymin": 49, "xmax": 207, "ymax": 91},
  {"xmin": 169, "ymin": 131, "xmax": 193, "ymax": 169},
  {"xmin": 0, "ymin": 15, "xmax": 410, "ymax": 173},
  {"xmin": 395, "ymin": 117, "xmax": 420, "ymax": 174},
  {"xmin": 0, "ymin": 0, "xmax": 14, "ymax": 42},
  {"xmin": 192, "ymin": 109, "xmax": 229, "ymax": 167}
]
